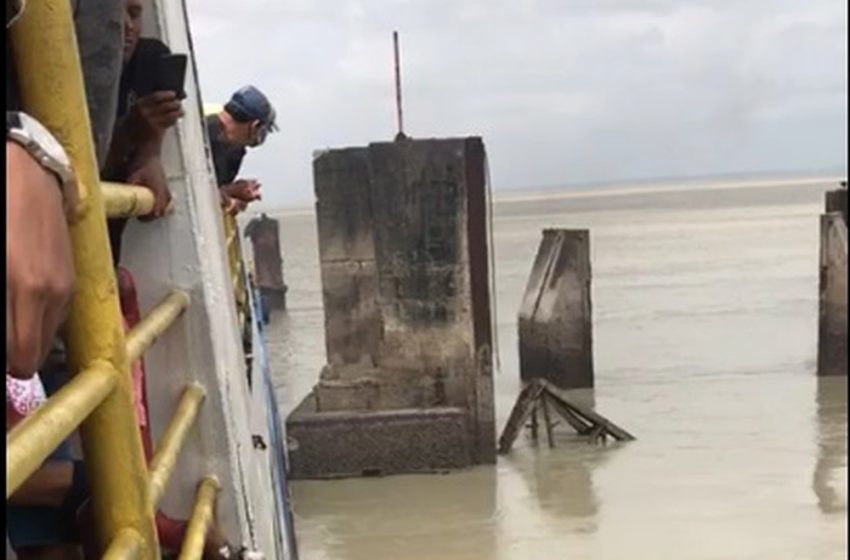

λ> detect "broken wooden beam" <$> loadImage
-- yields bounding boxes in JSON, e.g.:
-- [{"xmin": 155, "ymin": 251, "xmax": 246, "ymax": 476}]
[
  {"xmin": 497, "ymin": 381, "xmax": 544, "ymax": 454},
  {"xmin": 497, "ymin": 378, "xmax": 635, "ymax": 453},
  {"xmin": 538, "ymin": 379, "xmax": 636, "ymax": 441}
]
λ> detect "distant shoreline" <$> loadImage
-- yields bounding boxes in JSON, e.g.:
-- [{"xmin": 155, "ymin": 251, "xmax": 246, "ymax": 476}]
[
  {"xmin": 266, "ymin": 174, "xmax": 845, "ymax": 218},
  {"xmin": 493, "ymin": 175, "xmax": 844, "ymax": 205}
]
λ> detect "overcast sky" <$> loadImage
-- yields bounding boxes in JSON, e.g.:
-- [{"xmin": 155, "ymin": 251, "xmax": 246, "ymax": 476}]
[{"xmin": 185, "ymin": 0, "xmax": 847, "ymax": 208}]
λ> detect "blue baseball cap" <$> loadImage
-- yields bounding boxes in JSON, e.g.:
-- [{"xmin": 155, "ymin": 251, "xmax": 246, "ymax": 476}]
[{"xmin": 225, "ymin": 85, "xmax": 279, "ymax": 132}]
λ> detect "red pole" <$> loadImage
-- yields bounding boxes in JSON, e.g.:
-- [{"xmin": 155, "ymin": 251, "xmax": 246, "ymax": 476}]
[{"xmin": 393, "ymin": 30, "xmax": 404, "ymax": 139}]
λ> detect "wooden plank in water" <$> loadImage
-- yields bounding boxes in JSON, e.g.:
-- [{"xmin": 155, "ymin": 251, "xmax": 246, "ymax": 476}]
[
  {"xmin": 541, "ymin": 394, "xmax": 555, "ymax": 448},
  {"xmin": 497, "ymin": 382, "xmax": 544, "ymax": 454},
  {"xmin": 539, "ymin": 379, "xmax": 636, "ymax": 441},
  {"xmin": 545, "ymin": 393, "xmax": 594, "ymax": 435}
]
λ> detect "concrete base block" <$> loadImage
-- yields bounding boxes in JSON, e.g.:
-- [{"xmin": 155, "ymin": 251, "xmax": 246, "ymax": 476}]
[{"xmin": 287, "ymin": 392, "xmax": 472, "ymax": 479}]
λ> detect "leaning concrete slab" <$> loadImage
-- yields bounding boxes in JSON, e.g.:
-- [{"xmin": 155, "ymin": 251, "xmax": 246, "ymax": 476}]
[
  {"xmin": 287, "ymin": 137, "xmax": 496, "ymax": 478},
  {"xmin": 818, "ymin": 188, "xmax": 847, "ymax": 377},
  {"xmin": 518, "ymin": 229, "xmax": 594, "ymax": 389}
]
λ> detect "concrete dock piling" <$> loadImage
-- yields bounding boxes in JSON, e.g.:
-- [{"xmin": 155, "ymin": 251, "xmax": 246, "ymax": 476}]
[
  {"xmin": 287, "ymin": 137, "xmax": 496, "ymax": 478},
  {"xmin": 818, "ymin": 186, "xmax": 847, "ymax": 377},
  {"xmin": 518, "ymin": 229, "xmax": 594, "ymax": 389},
  {"xmin": 245, "ymin": 213, "xmax": 287, "ymax": 312}
]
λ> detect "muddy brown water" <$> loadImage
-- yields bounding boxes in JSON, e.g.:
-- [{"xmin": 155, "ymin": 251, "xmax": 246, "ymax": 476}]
[{"xmin": 265, "ymin": 180, "xmax": 847, "ymax": 560}]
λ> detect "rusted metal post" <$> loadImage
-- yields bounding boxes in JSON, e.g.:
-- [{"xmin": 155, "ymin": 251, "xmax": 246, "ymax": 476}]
[{"xmin": 393, "ymin": 30, "xmax": 405, "ymax": 140}]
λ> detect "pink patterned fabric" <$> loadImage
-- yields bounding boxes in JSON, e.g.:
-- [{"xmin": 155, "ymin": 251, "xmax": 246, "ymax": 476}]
[
  {"xmin": 6, "ymin": 372, "xmax": 47, "ymax": 418},
  {"xmin": 124, "ymin": 315, "xmax": 147, "ymax": 428}
]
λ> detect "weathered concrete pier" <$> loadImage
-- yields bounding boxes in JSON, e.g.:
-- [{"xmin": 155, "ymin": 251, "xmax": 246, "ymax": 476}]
[
  {"xmin": 518, "ymin": 229, "xmax": 594, "ymax": 389},
  {"xmin": 817, "ymin": 185, "xmax": 847, "ymax": 377},
  {"xmin": 287, "ymin": 137, "xmax": 496, "ymax": 478},
  {"xmin": 245, "ymin": 213, "xmax": 287, "ymax": 313}
]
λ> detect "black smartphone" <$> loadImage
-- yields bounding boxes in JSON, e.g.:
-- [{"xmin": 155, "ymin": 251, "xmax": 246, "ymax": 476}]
[{"xmin": 154, "ymin": 53, "xmax": 188, "ymax": 99}]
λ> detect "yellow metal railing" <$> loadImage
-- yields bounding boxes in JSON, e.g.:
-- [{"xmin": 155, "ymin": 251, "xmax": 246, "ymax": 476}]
[
  {"xmin": 102, "ymin": 182, "xmax": 176, "ymax": 218},
  {"xmin": 7, "ymin": 2, "xmax": 221, "ymax": 558},
  {"xmin": 223, "ymin": 213, "xmax": 248, "ymax": 322},
  {"xmin": 10, "ymin": 1, "xmax": 160, "ymax": 556},
  {"xmin": 125, "ymin": 290, "xmax": 191, "ymax": 364},
  {"xmin": 6, "ymin": 361, "xmax": 117, "ymax": 496},
  {"xmin": 179, "ymin": 476, "xmax": 222, "ymax": 560},
  {"xmin": 103, "ymin": 528, "xmax": 145, "ymax": 560},
  {"xmin": 149, "ymin": 384, "xmax": 206, "ymax": 506}
]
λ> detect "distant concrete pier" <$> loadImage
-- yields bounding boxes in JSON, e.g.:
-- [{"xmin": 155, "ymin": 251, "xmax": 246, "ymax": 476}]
[
  {"xmin": 287, "ymin": 137, "xmax": 496, "ymax": 478},
  {"xmin": 245, "ymin": 213, "xmax": 287, "ymax": 312},
  {"xmin": 518, "ymin": 229, "xmax": 594, "ymax": 389},
  {"xmin": 817, "ymin": 186, "xmax": 847, "ymax": 377}
]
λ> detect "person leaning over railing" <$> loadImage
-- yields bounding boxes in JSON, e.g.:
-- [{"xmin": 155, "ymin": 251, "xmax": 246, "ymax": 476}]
[
  {"xmin": 206, "ymin": 86, "xmax": 278, "ymax": 215},
  {"xmin": 102, "ymin": 0, "xmax": 182, "ymax": 267}
]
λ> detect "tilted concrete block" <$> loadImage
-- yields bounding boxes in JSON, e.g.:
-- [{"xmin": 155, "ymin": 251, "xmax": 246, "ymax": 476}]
[{"xmin": 519, "ymin": 229, "xmax": 594, "ymax": 389}]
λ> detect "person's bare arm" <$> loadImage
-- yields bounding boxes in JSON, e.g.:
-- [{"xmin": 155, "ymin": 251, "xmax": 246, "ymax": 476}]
[
  {"xmin": 104, "ymin": 91, "xmax": 183, "ymax": 217},
  {"xmin": 6, "ymin": 142, "xmax": 76, "ymax": 379}
]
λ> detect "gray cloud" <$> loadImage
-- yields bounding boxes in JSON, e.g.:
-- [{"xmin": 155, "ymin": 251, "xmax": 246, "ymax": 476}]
[{"xmin": 185, "ymin": 0, "xmax": 847, "ymax": 207}]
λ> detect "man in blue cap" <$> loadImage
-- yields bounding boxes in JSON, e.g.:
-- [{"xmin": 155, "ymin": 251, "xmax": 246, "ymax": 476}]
[{"xmin": 206, "ymin": 85, "xmax": 278, "ymax": 213}]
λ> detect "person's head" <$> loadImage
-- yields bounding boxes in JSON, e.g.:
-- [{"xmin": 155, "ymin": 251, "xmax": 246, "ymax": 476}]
[
  {"xmin": 123, "ymin": 0, "xmax": 144, "ymax": 63},
  {"xmin": 221, "ymin": 86, "xmax": 278, "ymax": 148}
]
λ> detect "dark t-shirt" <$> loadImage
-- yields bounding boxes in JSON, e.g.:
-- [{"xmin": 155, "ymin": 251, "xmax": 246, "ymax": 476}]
[
  {"xmin": 106, "ymin": 37, "xmax": 171, "ymax": 266},
  {"xmin": 205, "ymin": 114, "xmax": 246, "ymax": 187}
]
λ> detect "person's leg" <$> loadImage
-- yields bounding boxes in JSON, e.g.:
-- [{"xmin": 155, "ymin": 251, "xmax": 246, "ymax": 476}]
[{"xmin": 7, "ymin": 460, "xmax": 88, "ymax": 559}]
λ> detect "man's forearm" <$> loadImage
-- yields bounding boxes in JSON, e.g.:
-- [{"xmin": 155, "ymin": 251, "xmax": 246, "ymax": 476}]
[{"xmin": 103, "ymin": 117, "xmax": 164, "ymax": 175}]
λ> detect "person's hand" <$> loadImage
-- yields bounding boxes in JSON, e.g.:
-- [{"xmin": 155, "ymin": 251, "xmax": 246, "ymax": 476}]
[
  {"xmin": 127, "ymin": 155, "xmax": 171, "ymax": 219},
  {"xmin": 220, "ymin": 191, "xmax": 248, "ymax": 216},
  {"xmin": 6, "ymin": 142, "xmax": 76, "ymax": 379},
  {"xmin": 134, "ymin": 91, "xmax": 183, "ymax": 134},
  {"xmin": 222, "ymin": 179, "xmax": 261, "ymax": 203}
]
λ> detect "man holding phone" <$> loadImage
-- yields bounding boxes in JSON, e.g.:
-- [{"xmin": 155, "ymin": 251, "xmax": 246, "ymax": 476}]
[
  {"xmin": 102, "ymin": 0, "xmax": 186, "ymax": 265},
  {"xmin": 206, "ymin": 85, "xmax": 278, "ymax": 214}
]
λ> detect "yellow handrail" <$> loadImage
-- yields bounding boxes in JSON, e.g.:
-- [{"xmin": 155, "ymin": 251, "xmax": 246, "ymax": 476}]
[
  {"xmin": 102, "ymin": 182, "xmax": 176, "ymax": 218},
  {"xmin": 149, "ymin": 384, "xmax": 206, "ymax": 506},
  {"xmin": 178, "ymin": 476, "xmax": 222, "ymax": 560},
  {"xmin": 7, "ymin": 5, "xmax": 240, "ymax": 560},
  {"xmin": 223, "ymin": 214, "xmax": 246, "ymax": 311},
  {"xmin": 6, "ymin": 361, "xmax": 117, "ymax": 496},
  {"xmin": 125, "ymin": 290, "xmax": 191, "ymax": 364},
  {"xmin": 103, "ymin": 528, "xmax": 145, "ymax": 560},
  {"xmin": 10, "ymin": 2, "xmax": 159, "ymax": 556}
]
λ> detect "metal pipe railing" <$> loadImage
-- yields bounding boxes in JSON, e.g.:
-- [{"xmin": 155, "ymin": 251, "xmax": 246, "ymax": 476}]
[
  {"xmin": 178, "ymin": 476, "xmax": 222, "ymax": 560},
  {"xmin": 102, "ymin": 182, "xmax": 175, "ymax": 218},
  {"xmin": 125, "ymin": 290, "xmax": 191, "ymax": 364},
  {"xmin": 10, "ymin": 1, "xmax": 161, "ymax": 556},
  {"xmin": 6, "ymin": 361, "xmax": 117, "ymax": 496},
  {"xmin": 223, "ymin": 214, "xmax": 246, "ymax": 309},
  {"xmin": 103, "ymin": 528, "xmax": 144, "ymax": 560},
  {"xmin": 149, "ymin": 384, "xmax": 206, "ymax": 506}
]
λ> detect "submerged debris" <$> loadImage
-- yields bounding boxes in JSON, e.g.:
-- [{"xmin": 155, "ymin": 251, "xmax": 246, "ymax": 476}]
[{"xmin": 498, "ymin": 378, "xmax": 635, "ymax": 453}]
